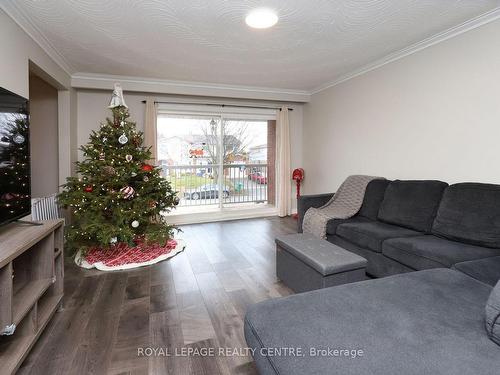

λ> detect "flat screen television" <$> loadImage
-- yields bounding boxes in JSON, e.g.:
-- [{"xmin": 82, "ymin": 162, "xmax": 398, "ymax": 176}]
[{"xmin": 0, "ymin": 87, "xmax": 30, "ymax": 226}]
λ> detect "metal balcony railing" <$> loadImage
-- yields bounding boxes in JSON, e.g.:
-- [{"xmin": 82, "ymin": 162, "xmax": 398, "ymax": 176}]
[{"xmin": 161, "ymin": 164, "xmax": 269, "ymax": 207}]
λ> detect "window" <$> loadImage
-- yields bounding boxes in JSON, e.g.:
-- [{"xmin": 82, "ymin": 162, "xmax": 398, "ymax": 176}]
[{"xmin": 157, "ymin": 104, "xmax": 276, "ymax": 213}]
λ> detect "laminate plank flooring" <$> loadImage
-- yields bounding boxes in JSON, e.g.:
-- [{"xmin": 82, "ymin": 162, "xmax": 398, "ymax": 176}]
[{"xmin": 16, "ymin": 217, "xmax": 296, "ymax": 375}]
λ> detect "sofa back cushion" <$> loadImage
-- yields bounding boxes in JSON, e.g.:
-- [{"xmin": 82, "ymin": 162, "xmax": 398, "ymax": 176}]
[
  {"xmin": 358, "ymin": 179, "xmax": 391, "ymax": 220},
  {"xmin": 485, "ymin": 280, "xmax": 500, "ymax": 346},
  {"xmin": 378, "ymin": 180, "xmax": 448, "ymax": 232},
  {"xmin": 432, "ymin": 183, "xmax": 500, "ymax": 248}
]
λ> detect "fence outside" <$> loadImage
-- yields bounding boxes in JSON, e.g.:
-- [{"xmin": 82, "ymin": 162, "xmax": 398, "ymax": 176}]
[{"xmin": 162, "ymin": 164, "xmax": 269, "ymax": 207}]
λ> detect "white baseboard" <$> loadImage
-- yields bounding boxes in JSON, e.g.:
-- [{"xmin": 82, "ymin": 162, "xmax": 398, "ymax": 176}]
[{"xmin": 164, "ymin": 206, "xmax": 279, "ymax": 225}]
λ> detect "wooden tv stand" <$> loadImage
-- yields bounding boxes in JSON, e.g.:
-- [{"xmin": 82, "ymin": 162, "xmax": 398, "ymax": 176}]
[{"xmin": 0, "ymin": 219, "xmax": 64, "ymax": 374}]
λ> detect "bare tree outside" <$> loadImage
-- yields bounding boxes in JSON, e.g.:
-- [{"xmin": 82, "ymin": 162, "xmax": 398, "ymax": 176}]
[
  {"xmin": 200, "ymin": 119, "xmax": 254, "ymax": 181},
  {"xmin": 201, "ymin": 119, "xmax": 253, "ymax": 164}
]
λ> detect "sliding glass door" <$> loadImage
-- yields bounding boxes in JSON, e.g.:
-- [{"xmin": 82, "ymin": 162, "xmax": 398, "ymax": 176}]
[
  {"xmin": 156, "ymin": 106, "xmax": 275, "ymax": 213},
  {"xmin": 157, "ymin": 115, "xmax": 222, "ymax": 208},
  {"xmin": 221, "ymin": 118, "xmax": 272, "ymax": 207}
]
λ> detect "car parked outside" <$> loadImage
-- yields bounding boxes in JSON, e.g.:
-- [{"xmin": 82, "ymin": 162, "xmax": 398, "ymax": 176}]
[
  {"xmin": 184, "ymin": 184, "xmax": 231, "ymax": 200},
  {"xmin": 248, "ymin": 171, "xmax": 267, "ymax": 184}
]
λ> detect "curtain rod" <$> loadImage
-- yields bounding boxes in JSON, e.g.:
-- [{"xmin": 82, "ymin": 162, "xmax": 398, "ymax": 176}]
[{"xmin": 141, "ymin": 100, "xmax": 293, "ymax": 111}]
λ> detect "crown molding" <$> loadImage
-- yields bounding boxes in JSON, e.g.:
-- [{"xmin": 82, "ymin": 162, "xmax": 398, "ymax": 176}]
[
  {"xmin": 3, "ymin": 0, "xmax": 499, "ymax": 99},
  {"xmin": 311, "ymin": 7, "xmax": 500, "ymax": 94},
  {"xmin": 71, "ymin": 73, "xmax": 311, "ymax": 102},
  {"xmin": 0, "ymin": 1, "xmax": 74, "ymax": 75}
]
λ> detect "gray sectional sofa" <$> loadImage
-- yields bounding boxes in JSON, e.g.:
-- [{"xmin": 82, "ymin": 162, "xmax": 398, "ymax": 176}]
[
  {"xmin": 299, "ymin": 180, "xmax": 500, "ymax": 282},
  {"xmin": 245, "ymin": 180, "xmax": 500, "ymax": 374},
  {"xmin": 245, "ymin": 269, "xmax": 500, "ymax": 375}
]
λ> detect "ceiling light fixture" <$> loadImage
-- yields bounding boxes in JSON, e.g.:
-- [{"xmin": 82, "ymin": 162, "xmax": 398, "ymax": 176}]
[{"xmin": 245, "ymin": 8, "xmax": 278, "ymax": 29}]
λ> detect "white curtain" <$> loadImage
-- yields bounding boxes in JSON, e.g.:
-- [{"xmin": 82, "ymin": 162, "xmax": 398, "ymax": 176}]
[
  {"xmin": 276, "ymin": 106, "xmax": 291, "ymax": 217},
  {"xmin": 144, "ymin": 97, "xmax": 158, "ymax": 163}
]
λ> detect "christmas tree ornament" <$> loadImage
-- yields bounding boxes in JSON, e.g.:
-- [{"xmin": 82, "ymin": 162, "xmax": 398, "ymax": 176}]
[
  {"xmin": 143, "ymin": 176, "xmax": 149, "ymax": 182},
  {"xmin": 118, "ymin": 133, "xmax": 128, "ymax": 144},
  {"xmin": 102, "ymin": 166, "xmax": 116, "ymax": 176},
  {"xmin": 110, "ymin": 237, "xmax": 118, "ymax": 244},
  {"xmin": 120, "ymin": 185, "xmax": 135, "ymax": 199},
  {"xmin": 141, "ymin": 164, "xmax": 153, "ymax": 172},
  {"xmin": 131, "ymin": 172, "xmax": 137, "ymax": 177},
  {"xmin": 125, "ymin": 154, "xmax": 133, "ymax": 162},
  {"xmin": 102, "ymin": 137, "xmax": 107, "ymax": 142},
  {"xmin": 84, "ymin": 185, "xmax": 93, "ymax": 193},
  {"xmin": 99, "ymin": 152, "xmax": 105, "ymax": 161},
  {"xmin": 13, "ymin": 134, "xmax": 25, "ymax": 144},
  {"xmin": 108, "ymin": 83, "xmax": 128, "ymax": 108},
  {"xmin": 131, "ymin": 220, "xmax": 140, "ymax": 228}
]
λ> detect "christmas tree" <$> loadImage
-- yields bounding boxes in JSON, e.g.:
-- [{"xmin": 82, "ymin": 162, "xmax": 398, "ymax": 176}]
[{"xmin": 58, "ymin": 84, "xmax": 178, "ymax": 254}]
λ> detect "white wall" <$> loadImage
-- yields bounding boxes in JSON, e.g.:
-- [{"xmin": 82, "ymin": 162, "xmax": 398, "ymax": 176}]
[
  {"xmin": 76, "ymin": 89, "xmax": 304, "ymax": 210},
  {"xmin": 303, "ymin": 19, "xmax": 500, "ymax": 194}
]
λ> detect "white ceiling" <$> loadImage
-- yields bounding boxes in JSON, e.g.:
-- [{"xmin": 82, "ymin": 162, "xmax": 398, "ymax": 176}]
[{"xmin": 3, "ymin": 0, "xmax": 500, "ymax": 92}]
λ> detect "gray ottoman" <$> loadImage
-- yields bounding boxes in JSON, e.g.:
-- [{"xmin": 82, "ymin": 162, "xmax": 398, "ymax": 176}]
[{"xmin": 276, "ymin": 233, "xmax": 367, "ymax": 293}]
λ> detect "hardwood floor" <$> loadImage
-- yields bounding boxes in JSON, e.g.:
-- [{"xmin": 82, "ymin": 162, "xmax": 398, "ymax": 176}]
[{"xmin": 18, "ymin": 217, "xmax": 296, "ymax": 375}]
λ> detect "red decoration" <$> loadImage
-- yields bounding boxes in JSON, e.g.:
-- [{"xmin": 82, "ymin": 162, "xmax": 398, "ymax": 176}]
[
  {"xmin": 141, "ymin": 164, "xmax": 153, "ymax": 172},
  {"xmin": 292, "ymin": 168, "xmax": 305, "ymax": 220},
  {"xmin": 120, "ymin": 186, "xmax": 135, "ymax": 199},
  {"xmin": 84, "ymin": 185, "xmax": 93, "ymax": 193},
  {"xmin": 292, "ymin": 168, "xmax": 305, "ymax": 198}
]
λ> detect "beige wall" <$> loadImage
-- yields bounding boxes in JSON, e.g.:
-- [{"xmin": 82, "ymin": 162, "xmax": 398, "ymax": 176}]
[
  {"xmin": 0, "ymin": 9, "xmax": 74, "ymax": 194},
  {"xmin": 29, "ymin": 75, "xmax": 59, "ymax": 197},
  {"xmin": 76, "ymin": 89, "xmax": 304, "ymax": 209},
  {"xmin": 303, "ymin": 19, "xmax": 500, "ymax": 194},
  {"xmin": 0, "ymin": 9, "xmax": 69, "ymax": 98},
  {"xmin": 58, "ymin": 88, "xmax": 78, "ymax": 180}
]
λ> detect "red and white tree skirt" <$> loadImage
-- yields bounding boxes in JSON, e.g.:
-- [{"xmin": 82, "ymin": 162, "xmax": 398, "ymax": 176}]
[{"xmin": 75, "ymin": 238, "xmax": 186, "ymax": 271}]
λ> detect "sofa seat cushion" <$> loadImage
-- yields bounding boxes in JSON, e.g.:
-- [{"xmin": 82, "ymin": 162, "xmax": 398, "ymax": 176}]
[
  {"xmin": 245, "ymin": 269, "xmax": 498, "ymax": 375},
  {"xmin": 383, "ymin": 235, "xmax": 500, "ymax": 270},
  {"xmin": 329, "ymin": 235, "xmax": 414, "ymax": 278},
  {"xmin": 453, "ymin": 256, "xmax": 500, "ymax": 286},
  {"xmin": 336, "ymin": 221, "xmax": 420, "ymax": 253},
  {"xmin": 378, "ymin": 180, "xmax": 448, "ymax": 232},
  {"xmin": 326, "ymin": 216, "xmax": 371, "ymax": 235},
  {"xmin": 432, "ymin": 183, "xmax": 500, "ymax": 248}
]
